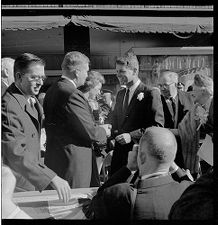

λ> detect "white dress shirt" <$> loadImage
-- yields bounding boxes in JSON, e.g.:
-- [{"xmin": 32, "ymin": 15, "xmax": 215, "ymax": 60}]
[{"xmin": 127, "ymin": 79, "xmax": 141, "ymax": 105}]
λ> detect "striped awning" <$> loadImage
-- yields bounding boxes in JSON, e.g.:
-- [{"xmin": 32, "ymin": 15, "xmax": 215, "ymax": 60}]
[{"xmin": 2, "ymin": 15, "xmax": 213, "ymax": 33}]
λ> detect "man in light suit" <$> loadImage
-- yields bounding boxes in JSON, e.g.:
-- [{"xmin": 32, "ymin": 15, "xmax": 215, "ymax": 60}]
[
  {"xmin": 110, "ymin": 52, "xmax": 164, "ymax": 175},
  {"xmin": 2, "ymin": 53, "xmax": 71, "ymax": 203},
  {"xmin": 91, "ymin": 127, "xmax": 192, "ymax": 220},
  {"xmin": 1, "ymin": 57, "xmax": 15, "ymax": 96},
  {"xmin": 43, "ymin": 51, "xmax": 110, "ymax": 188},
  {"xmin": 158, "ymin": 70, "xmax": 193, "ymax": 169}
]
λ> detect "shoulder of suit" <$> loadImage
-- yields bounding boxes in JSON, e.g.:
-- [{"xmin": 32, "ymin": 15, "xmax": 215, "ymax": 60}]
[{"xmin": 104, "ymin": 182, "xmax": 132, "ymax": 196}]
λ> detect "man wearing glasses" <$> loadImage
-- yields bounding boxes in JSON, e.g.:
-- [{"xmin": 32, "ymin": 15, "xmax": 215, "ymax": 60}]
[
  {"xmin": 158, "ymin": 70, "xmax": 193, "ymax": 169},
  {"xmin": 2, "ymin": 53, "xmax": 71, "ymax": 203}
]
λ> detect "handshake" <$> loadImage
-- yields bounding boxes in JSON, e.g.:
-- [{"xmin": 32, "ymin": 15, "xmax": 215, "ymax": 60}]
[{"xmin": 99, "ymin": 124, "xmax": 112, "ymax": 137}]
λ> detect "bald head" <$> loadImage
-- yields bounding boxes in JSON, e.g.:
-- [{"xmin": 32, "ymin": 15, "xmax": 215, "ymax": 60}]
[
  {"xmin": 1, "ymin": 57, "xmax": 15, "ymax": 86},
  {"xmin": 139, "ymin": 127, "xmax": 177, "ymax": 166}
]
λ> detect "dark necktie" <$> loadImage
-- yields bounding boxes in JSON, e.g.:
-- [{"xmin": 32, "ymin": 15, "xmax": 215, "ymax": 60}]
[
  {"xmin": 123, "ymin": 88, "xmax": 130, "ymax": 114},
  {"xmin": 170, "ymin": 97, "xmax": 176, "ymax": 116}
]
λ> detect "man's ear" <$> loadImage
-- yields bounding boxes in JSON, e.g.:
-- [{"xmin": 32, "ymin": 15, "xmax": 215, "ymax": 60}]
[
  {"xmin": 133, "ymin": 68, "xmax": 138, "ymax": 76},
  {"xmin": 14, "ymin": 72, "xmax": 21, "ymax": 81}
]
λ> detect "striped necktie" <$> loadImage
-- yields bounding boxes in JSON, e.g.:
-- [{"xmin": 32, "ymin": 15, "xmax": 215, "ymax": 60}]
[{"xmin": 123, "ymin": 88, "xmax": 130, "ymax": 114}]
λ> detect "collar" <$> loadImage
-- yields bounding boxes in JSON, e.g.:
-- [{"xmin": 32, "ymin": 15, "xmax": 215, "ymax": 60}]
[
  {"xmin": 129, "ymin": 79, "xmax": 140, "ymax": 93},
  {"xmin": 14, "ymin": 83, "xmax": 32, "ymax": 103},
  {"xmin": 140, "ymin": 171, "xmax": 169, "ymax": 180},
  {"xmin": 137, "ymin": 174, "xmax": 175, "ymax": 189},
  {"xmin": 62, "ymin": 75, "xmax": 77, "ymax": 88},
  {"xmin": 2, "ymin": 79, "xmax": 8, "ymax": 87}
]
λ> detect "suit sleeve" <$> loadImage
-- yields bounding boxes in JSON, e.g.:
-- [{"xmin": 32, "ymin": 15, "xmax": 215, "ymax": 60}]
[
  {"xmin": 129, "ymin": 88, "xmax": 164, "ymax": 140},
  {"xmin": 1, "ymin": 100, "xmax": 56, "ymax": 191},
  {"xmin": 65, "ymin": 92, "xmax": 107, "ymax": 144}
]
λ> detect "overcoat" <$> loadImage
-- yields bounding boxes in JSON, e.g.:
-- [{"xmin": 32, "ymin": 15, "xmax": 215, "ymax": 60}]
[
  {"xmin": 43, "ymin": 77, "xmax": 107, "ymax": 188},
  {"xmin": 2, "ymin": 83, "xmax": 56, "ymax": 191}
]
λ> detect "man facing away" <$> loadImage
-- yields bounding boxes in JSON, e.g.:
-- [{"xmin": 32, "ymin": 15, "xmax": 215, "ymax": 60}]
[
  {"xmin": 1, "ymin": 57, "xmax": 15, "ymax": 96},
  {"xmin": 43, "ymin": 51, "xmax": 110, "ymax": 188},
  {"xmin": 91, "ymin": 127, "xmax": 192, "ymax": 220},
  {"xmin": 158, "ymin": 70, "xmax": 193, "ymax": 169},
  {"xmin": 110, "ymin": 52, "xmax": 164, "ymax": 175},
  {"xmin": 2, "ymin": 53, "xmax": 71, "ymax": 202}
]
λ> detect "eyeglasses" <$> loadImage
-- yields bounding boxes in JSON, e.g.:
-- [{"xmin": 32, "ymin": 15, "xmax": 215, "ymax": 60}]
[
  {"xmin": 158, "ymin": 82, "xmax": 175, "ymax": 89},
  {"xmin": 26, "ymin": 75, "xmax": 46, "ymax": 82}
]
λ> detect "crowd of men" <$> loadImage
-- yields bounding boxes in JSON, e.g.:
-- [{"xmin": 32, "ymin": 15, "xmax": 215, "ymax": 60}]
[{"xmin": 1, "ymin": 51, "xmax": 213, "ymax": 220}]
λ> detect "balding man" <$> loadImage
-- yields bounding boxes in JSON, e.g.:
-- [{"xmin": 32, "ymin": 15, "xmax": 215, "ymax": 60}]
[
  {"xmin": 91, "ymin": 127, "xmax": 192, "ymax": 220},
  {"xmin": 158, "ymin": 70, "xmax": 193, "ymax": 169},
  {"xmin": 1, "ymin": 57, "xmax": 15, "ymax": 96}
]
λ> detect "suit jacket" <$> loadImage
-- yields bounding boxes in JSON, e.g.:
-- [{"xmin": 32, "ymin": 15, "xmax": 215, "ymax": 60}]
[
  {"xmin": 161, "ymin": 90, "xmax": 193, "ymax": 129},
  {"xmin": 1, "ymin": 83, "xmax": 56, "ymax": 191},
  {"xmin": 111, "ymin": 82, "xmax": 164, "ymax": 174},
  {"xmin": 161, "ymin": 91, "xmax": 193, "ymax": 169},
  {"xmin": 1, "ymin": 80, "xmax": 8, "ymax": 96},
  {"xmin": 92, "ymin": 166, "xmax": 191, "ymax": 220},
  {"xmin": 43, "ymin": 77, "xmax": 107, "ymax": 188}
]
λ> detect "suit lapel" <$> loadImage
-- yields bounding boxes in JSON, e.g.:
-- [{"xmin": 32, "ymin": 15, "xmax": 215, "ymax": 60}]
[{"xmin": 8, "ymin": 84, "xmax": 41, "ymax": 131}]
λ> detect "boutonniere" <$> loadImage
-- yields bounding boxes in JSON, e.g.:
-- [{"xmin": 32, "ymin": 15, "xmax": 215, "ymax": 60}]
[
  {"xmin": 137, "ymin": 92, "xmax": 144, "ymax": 101},
  {"xmin": 194, "ymin": 105, "xmax": 208, "ymax": 131}
]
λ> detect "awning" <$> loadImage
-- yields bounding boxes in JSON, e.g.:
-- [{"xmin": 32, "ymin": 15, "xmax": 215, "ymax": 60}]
[
  {"xmin": 2, "ymin": 15, "xmax": 213, "ymax": 33},
  {"xmin": 70, "ymin": 16, "xmax": 213, "ymax": 34},
  {"xmin": 2, "ymin": 16, "xmax": 70, "ymax": 31}
]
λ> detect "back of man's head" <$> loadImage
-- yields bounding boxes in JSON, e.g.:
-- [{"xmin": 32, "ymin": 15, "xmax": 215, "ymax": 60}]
[
  {"xmin": 61, "ymin": 51, "xmax": 90, "ymax": 75},
  {"xmin": 1, "ymin": 57, "xmax": 15, "ymax": 85},
  {"xmin": 139, "ymin": 127, "xmax": 177, "ymax": 171}
]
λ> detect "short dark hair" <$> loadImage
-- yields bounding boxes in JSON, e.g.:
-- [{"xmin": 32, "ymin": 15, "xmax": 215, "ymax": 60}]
[
  {"xmin": 116, "ymin": 51, "xmax": 139, "ymax": 72},
  {"xmin": 14, "ymin": 53, "xmax": 45, "ymax": 76}
]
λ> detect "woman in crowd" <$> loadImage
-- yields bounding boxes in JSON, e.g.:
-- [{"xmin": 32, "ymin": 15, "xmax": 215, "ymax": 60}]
[
  {"xmin": 173, "ymin": 73, "xmax": 213, "ymax": 179},
  {"xmin": 79, "ymin": 71, "xmax": 111, "ymax": 175},
  {"xmin": 79, "ymin": 70, "xmax": 105, "ymax": 124}
]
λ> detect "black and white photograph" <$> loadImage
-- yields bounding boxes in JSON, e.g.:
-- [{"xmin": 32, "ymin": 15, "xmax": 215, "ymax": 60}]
[{"xmin": 1, "ymin": 3, "xmax": 214, "ymax": 221}]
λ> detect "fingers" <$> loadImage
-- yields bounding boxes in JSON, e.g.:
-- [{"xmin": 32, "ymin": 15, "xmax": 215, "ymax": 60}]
[{"xmin": 61, "ymin": 183, "xmax": 71, "ymax": 203}]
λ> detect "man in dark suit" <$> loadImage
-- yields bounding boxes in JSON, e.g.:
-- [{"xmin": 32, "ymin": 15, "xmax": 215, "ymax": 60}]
[
  {"xmin": 110, "ymin": 52, "xmax": 164, "ymax": 175},
  {"xmin": 43, "ymin": 51, "xmax": 110, "ymax": 188},
  {"xmin": 159, "ymin": 70, "xmax": 193, "ymax": 169},
  {"xmin": 1, "ymin": 57, "xmax": 15, "ymax": 96},
  {"xmin": 2, "ymin": 53, "xmax": 71, "ymax": 203},
  {"xmin": 91, "ymin": 127, "xmax": 191, "ymax": 220}
]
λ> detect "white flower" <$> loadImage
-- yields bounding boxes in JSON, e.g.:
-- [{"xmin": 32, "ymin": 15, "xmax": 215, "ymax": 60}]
[
  {"xmin": 137, "ymin": 92, "xmax": 144, "ymax": 101},
  {"xmin": 194, "ymin": 105, "xmax": 208, "ymax": 130}
]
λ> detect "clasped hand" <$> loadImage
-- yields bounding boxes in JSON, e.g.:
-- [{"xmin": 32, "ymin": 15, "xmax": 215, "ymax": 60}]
[
  {"xmin": 115, "ymin": 133, "xmax": 131, "ymax": 145},
  {"xmin": 99, "ymin": 124, "xmax": 112, "ymax": 137}
]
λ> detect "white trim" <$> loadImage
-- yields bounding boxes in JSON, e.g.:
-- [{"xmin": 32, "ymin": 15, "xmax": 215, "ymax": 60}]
[{"xmin": 131, "ymin": 46, "xmax": 213, "ymax": 56}]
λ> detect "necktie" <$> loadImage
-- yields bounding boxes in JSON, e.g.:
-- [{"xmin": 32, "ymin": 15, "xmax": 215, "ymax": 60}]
[
  {"xmin": 170, "ymin": 97, "xmax": 176, "ymax": 116},
  {"xmin": 29, "ymin": 97, "xmax": 38, "ymax": 116},
  {"xmin": 123, "ymin": 88, "xmax": 130, "ymax": 114}
]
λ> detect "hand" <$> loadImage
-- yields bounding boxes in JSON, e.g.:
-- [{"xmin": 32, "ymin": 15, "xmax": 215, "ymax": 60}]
[
  {"xmin": 115, "ymin": 133, "xmax": 131, "ymax": 145},
  {"xmin": 100, "ymin": 124, "xmax": 112, "ymax": 137},
  {"xmin": 127, "ymin": 144, "xmax": 139, "ymax": 171},
  {"xmin": 50, "ymin": 176, "xmax": 71, "ymax": 203}
]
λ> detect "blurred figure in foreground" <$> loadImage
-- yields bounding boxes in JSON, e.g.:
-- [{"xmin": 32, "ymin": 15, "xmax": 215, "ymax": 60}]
[
  {"xmin": 2, "ymin": 165, "xmax": 31, "ymax": 219},
  {"xmin": 91, "ymin": 127, "xmax": 192, "ymax": 220}
]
